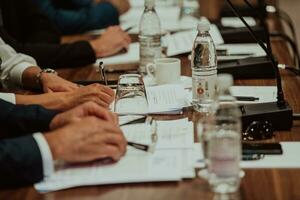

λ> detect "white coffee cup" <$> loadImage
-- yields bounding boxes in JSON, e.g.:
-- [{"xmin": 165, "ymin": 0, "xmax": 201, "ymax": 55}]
[{"xmin": 146, "ymin": 58, "xmax": 181, "ymax": 85}]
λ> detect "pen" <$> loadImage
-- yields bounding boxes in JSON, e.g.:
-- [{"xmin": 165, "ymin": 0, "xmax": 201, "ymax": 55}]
[
  {"xmin": 124, "ymin": 26, "xmax": 134, "ymax": 32},
  {"xmin": 127, "ymin": 141, "xmax": 154, "ymax": 153},
  {"xmin": 217, "ymin": 49, "xmax": 254, "ymax": 57},
  {"xmin": 99, "ymin": 61, "xmax": 108, "ymax": 86},
  {"xmin": 235, "ymin": 96, "xmax": 260, "ymax": 101},
  {"xmin": 120, "ymin": 116, "xmax": 147, "ymax": 127},
  {"xmin": 242, "ymin": 154, "xmax": 264, "ymax": 161}
]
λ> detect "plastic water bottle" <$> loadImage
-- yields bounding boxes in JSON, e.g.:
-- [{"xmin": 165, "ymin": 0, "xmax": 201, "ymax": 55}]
[
  {"xmin": 180, "ymin": 0, "xmax": 200, "ymax": 18},
  {"xmin": 207, "ymin": 74, "xmax": 242, "ymax": 194},
  {"xmin": 191, "ymin": 22, "xmax": 218, "ymax": 111},
  {"xmin": 139, "ymin": 0, "xmax": 162, "ymax": 74}
]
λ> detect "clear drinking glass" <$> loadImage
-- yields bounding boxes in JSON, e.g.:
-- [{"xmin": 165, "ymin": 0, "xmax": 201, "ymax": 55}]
[
  {"xmin": 114, "ymin": 74, "xmax": 148, "ymax": 115},
  {"xmin": 196, "ymin": 109, "xmax": 216, "ymax": 179}
]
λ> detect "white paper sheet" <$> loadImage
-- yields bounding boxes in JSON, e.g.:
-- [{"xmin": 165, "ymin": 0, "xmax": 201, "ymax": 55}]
[
  {"xmin": 121, "ymin": 6, "xmax": 212, "ymax": 34},
  {"xmin": 194, "ymin": 142, "xmax": 300, "ymax": 169},
  {"xmin": 221, "ymin": 17, "xmax": 257, "ymax": 28},
  {"xmin": 146, "ymin": 84, "xmax": 190, "ymax": 114},
  {"xmin": 122, "ymin": 118, "xmax": 194, "ymax": 149},
  {"xmin": 241, "ymin": 142, "xmax": 300, "ymax": 168},
  {"xmin": 230, "ymin": 86, "xmax": 277, "ymax": 104},
  {"xmin": 186, "ymin": 86, "xmax": 277, "ymax": 105},
  {"xmin": 217, "ymin": 43, "xmax": 266, "ymax": 61},
  {"xmin": 35, "ymin": 148, "xmax": 182, "ymax": 192},
  {"xmin": 166, "ymin": 25, "xmax": 224, "ymax": 56},
  {"xmin": 96, "ymin": 43, "xmax": 139, "ymax": 66}
]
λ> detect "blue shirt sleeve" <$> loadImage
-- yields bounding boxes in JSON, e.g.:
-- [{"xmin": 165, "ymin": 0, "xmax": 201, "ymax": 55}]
[{"xmin": 33, "ymin": 0, "xmax": 119, "ymax": 34}]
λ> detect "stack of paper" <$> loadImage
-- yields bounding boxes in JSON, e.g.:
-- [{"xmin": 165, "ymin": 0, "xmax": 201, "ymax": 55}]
[
  {"xmin": 186, "ymin": 86, "xmax": 277, "ymax": 105},
  {"xmin": 217, "ymin": 43, "xmax": 266, "ymax": 61},
  {"xmin": 115, "ymin": 84, "xmax": 191, "ymax": 115},
  {"xmin": 35, "ymin": 119, "xmax": 196, "ymax": 192}
]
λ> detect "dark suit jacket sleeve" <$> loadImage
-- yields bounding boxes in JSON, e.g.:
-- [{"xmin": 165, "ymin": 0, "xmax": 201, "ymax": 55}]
[
  {"xmin": 0, "ymin": 99, "xmax": 58, "ymax": 138},
  {"xmin": 0, "ymin": 135, "xmax": 43, "ymax": 187},
  {"xmin": 33, "ymin": 0, "xmax": 119, "ymax": 34},
  {"xmin": 0, "ymin": 27, "xmax": 96, "ymax": 68}
]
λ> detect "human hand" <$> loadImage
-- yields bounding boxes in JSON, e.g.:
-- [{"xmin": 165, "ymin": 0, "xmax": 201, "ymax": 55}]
[
  {"xmin": 65, "ymin": 83, "xmax": 115, "ymax": 109},
  {"xmin": 90, "ymin": 26, "xmax": 131, "ymax": 58},
  {"xmin": 41, "ymin": 73, "xmax": 79, "ymax": 93},
  {"xmin": 50, "ymin": 101, "xmax": 118, "ymax": 130},
  {"xmin": 45, "ymin": 117, "xmax": 127, "ymax": 162}
]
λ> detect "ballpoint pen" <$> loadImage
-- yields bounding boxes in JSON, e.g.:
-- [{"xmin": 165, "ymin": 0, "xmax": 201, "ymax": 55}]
[
  {"xmin": 99, "ymin": 61, "xmax": 108, "ymax": 86},
  {"xmin": 127, "ymin": 141, "xmax": 155, "ymax": 153}
]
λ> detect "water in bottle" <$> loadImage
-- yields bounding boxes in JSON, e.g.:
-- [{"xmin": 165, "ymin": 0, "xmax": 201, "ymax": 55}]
[
  {"xmin": 207, "ymin": 74, "xmax": 242, "ymax": 194},
  {"xmin": 139, "ymin": 0, "xmax": 162, "ymax": 74},
  {"xmin": 191, "ymin": 22, "xmax": 218, "ymax": 111}
]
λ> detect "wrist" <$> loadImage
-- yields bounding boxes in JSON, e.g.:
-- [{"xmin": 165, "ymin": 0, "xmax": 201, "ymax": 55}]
[
  {"xmin": 44, "ymin": 131, "xmax": 61, "ymax": 161},
  {"xmin": 36, "ymin": 69, "xmax": 58, "ymax": 89},
  {"xmin": 90, "ymin": 39, "xmax": 105, "ymax": 58}
]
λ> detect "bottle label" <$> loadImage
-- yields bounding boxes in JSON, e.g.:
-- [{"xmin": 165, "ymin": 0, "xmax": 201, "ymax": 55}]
[{"xmin": 192, "ymin": 70, "xmax": 217, "ymax": 101}]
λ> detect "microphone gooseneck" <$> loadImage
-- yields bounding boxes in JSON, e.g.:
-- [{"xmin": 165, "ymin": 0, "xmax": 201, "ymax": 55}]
[{"xmin": 225, "ymin": 0, "xmax": 286, "ymax": 107}]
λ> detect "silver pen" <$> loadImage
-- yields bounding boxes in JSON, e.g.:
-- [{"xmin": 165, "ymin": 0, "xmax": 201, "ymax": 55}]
[{"xmin": 99, "ymin": 61, "xmax": 108, "ymax": 85}]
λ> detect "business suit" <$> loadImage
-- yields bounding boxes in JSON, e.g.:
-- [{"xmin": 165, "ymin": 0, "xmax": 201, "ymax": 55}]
[
  {"xmin": 0, "ymin": 99, "xmax": 58, "ymax": 187},
  {"xmin": 0, "ymin": 0, "xmax": 96, "ymax": 68},
  {"xmin": 32, "ymin": 0, "xmax": 119, "ymax": 34}
]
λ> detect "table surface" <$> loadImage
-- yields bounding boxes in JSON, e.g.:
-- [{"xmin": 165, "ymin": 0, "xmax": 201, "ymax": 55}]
[{"xmin": 1, "ymin": 5, "xmax": 300, "ymax": 200}]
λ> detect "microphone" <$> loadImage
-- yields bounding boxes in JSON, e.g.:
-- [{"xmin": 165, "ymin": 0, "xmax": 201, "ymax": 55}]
[{"xmin": 225, "ymin": 0, "xmax": 293, "ymax": 131}]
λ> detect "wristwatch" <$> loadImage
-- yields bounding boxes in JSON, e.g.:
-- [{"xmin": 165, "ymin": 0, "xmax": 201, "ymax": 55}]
[{"xmin": 36, "ymin": 68, "xmax": 58, "ymax": 86}]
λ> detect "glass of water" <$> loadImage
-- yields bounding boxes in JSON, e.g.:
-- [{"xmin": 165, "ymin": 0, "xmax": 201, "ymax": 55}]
[
  {"xmin": 196, "ymin": 109, "xmax": 216, "ymax": 179},
  {"xmin": 207, "ymin": 127, "xmax": 242, "ymax": 194},
  {"xmin": 114, "ymin": 74, "xmax": 148, "ymax": 115}
]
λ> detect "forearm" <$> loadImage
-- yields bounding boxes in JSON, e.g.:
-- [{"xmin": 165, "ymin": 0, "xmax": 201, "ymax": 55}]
[
  {"xmin": 15, "ymin": 93, "xmax": 68, "ymax": 111},
  {"xmin": 0, "ymin": 99, "xmax": 59, "ymax": 136},
  {"xmin": 0, "ymin": 135, "xmax": 44, "ymax": 187}
]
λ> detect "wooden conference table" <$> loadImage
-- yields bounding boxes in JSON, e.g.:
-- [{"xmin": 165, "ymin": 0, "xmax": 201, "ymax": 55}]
[{"xmin": 1, "ymin": 12, "xmax": 300, "ymax": 200}]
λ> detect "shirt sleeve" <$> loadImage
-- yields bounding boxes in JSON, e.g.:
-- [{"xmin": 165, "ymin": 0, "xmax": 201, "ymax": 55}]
[
  {"xmin": 0, "ymin": 37, "xmax": 37, "ymax": 89},
  {"xmin": 0, "ymin": 92, "xmax": 16, "ymax": 104},
  {"xmin": 33, "ymin": 133, "xmax": 54, "ymax": 177}
]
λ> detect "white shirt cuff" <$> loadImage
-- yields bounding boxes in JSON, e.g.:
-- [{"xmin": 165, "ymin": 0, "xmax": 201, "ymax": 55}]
[
  {"xmin": 0, "ymin": 92, "xmax": 16, "ymax": 104},
  {"xmin": 33, "ymin": 133, "xmax": 54, "ymax": 178},
  {"xmin": 10, "ymin": 61, "xmax": 35, "ymax": 87}
]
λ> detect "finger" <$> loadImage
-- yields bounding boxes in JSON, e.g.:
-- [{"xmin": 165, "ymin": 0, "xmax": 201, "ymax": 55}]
[
  {"xmin": 97, "ymin": 92, "xmax": 114, "ymax": 104},
  {"xmin": 93, "ymin": 144, "xmax": 122, "ymax": 161},
  {"xmin": 123, "ymin": 33, "xmax": 131, "ymax": 44},
  {"xmin": 101, "ymin": 130, "xmax": 127, "ymax": 154},
  {"xmin": 99, "ymin": 85, "xmax": 115, "ymax": 97},
  {"xmin": 84, "ymin": 103, "xmax": 115, "ymax": 122},
  {"xmin": 89, "ymin": 96, "xmax": 110, "ymax": 108}
]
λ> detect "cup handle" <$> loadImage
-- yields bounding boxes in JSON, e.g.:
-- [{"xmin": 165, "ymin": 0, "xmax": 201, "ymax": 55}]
[{"xmin": 146, "ymin": 63, "xmax": 156, "ymax": 78}]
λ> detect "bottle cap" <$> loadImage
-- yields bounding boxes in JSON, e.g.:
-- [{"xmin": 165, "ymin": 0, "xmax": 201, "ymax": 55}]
[
  {"xmin": 197, "ymin": 22, "xmax": 210, "ymax": 32},
  {"xmin": 145, "ymin": 0, "xmax": 155, "ymax": 7},
  {"xmin": 218, "ymin": 74, "xmax": 234, "ymax": 90}
]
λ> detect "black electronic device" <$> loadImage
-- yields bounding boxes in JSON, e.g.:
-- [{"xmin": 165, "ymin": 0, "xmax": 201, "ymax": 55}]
[
  {"xmin": 218, "ymin": 56, "xmax": 275, "ymax": 79},
  {"xmin": 225, "ymin": 0, "xmax": 293, "ymax": 131},
  {"xmin": 242, "ymin": 143, "xmax": 283, "ymax": 155},
  {"xmin": 220, "ymin": 26, "xmax": 267, "ymax": 43}
]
